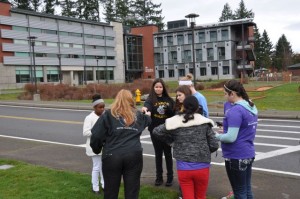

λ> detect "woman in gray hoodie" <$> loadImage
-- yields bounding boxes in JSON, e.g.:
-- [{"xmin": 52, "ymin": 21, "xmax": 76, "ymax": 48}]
[{"xmin": 153, "ymin": 96, "xmax": 219, "ymax": 199}]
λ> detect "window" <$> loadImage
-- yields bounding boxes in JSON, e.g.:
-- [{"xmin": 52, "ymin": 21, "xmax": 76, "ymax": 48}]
[
  {"xmin": 221, "ymin": 30, "xmax": 229, "ymax": 40},
  {"xmin": 168, "ymin": 70, "xmax": 174, "ymax": 78},
  {"xmin": 69, "ymin": 32, "xmax": 82, "ymax": 37},
  {"xmin": 210, "ymin": 31, "xmax": 217, "ymax": 42},
  {"xmin": 188, "ymin": 34, "xmax": 192, "ymax": 44},
  {"xmin": 196, "ymin": 49, "xmax": 202, "ymax": 61},
  {"xmin": 85, "ymin": 34, "xmax": 93, "ymax": 38},
  {"xmin": 73, "ymin": 44, "xmax": 82, "ymax": 49},
  {"xmin": 183, "ymin": 50, "xmax": 191, "ymax": 62},
  {"xmin": 200, "ymin": 68, "xmax": 206, "ymax": 76},
  {"xmin": 158, "ymin": 70, "xmax": 164, "ymax": 78},
  {"xmin": 61, "ymin": 43, "xmax": 70, "ymax": 48},
  {"xmin": 13, "ymin": 26, "xmax": 28, "ymax": 32},
  {"xmin": 94, "ymin": 35, "xmax": 104, "ymax": 39},
  {"xmin": 16, "ymin": 69, "xmax": 30, "ymax": 83},
  {"xmin": 14, "ymin": 39, "xmax": 28, "ymax": 45},
  {"xmin": 35, "ymin": 53, "xmax": 45, "ymax": 57},
  {"xmin": 218, "ymin": 47, "xmax": 225, "ymax": 60},
  {"xmin": 179, "ymin": 69, "xmax": 185, "ymax": 77},
  {"xmin": 86, "ymin": 70, "xmax": 93, "ymax": 81},
  {"xmin": 211, "ymin": 67, "xmax": 218, "ymax": 75},
  {"xmin": 47, "ymin": 70, "xmax": 59, "ymax": 82},
  {"xmin": 15, "ymin": 52, "xmax": 29, "ymax": 57},
  {"xmin": 44, "ymin": 30, "xmax": 57, "ymax": 35},
  {"xmin": 169, "ymin": 51, "xmax": 177, "ymax": 63},
  {"xmin": 47, "ymin": 42, "xmax": 57, "ymax": 47},
  {"xmin": 154, "ymin": 53, "xmax": 163, "ymax": 65},
  {"xmin": 107, "ymin": 56, "xmax": 114, "ymax": 60},
  {"xmin": 98, "ymin": 70, "xmax": 113, "ymax": 80},
  {"xmin": 35, "ymin": 41, "xmax": 43, "ymax": 46},
  {"xmin": 198, "ymin": 32, "xmax": 205, "ymax": 43},
  {"xmin": 177, "ymin": 34, "xmax": 184, "ymax": 45},
  {"xmin": 207, "ymin": 48, "xmax": 214, "ymax": 61},
  {"xmin": 106, "ymin": 36, "xmax": 114, "ymax": 40},
  {"xmin": 59, "ymin": 31, "xmax": 69, "ymax": 36},
  {"xmin": 157, "ymin": 37, "xmax": 163, "ymax": 47},
  {"xmin": 223, "ymin": 66, "xmax": 229, "ymax": 75},
  {"xmin": 167, "ymin": 36, "xmax": 173, "ymax": 46},
  {"xmin": 30, "ymin": 28, "xmax": 41, "ymax": 33}
]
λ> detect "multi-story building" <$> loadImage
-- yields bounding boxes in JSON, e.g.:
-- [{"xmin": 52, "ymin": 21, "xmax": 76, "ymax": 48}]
[
  {"xmin": 124, "ymin": 25, "xmax": 157, "ymax": 82},
  {"xmin": 0, "ymin": 0, "xmax": 124, "ymax": 89},
  {"xmin": 153, "ymin": 18, "xmax": 256, "ymax": 80}
]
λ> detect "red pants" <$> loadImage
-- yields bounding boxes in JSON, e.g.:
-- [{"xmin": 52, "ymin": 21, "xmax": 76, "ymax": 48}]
[{"xmin": 177, "ymin": 168, "xmax": 209, "ymax": 199}]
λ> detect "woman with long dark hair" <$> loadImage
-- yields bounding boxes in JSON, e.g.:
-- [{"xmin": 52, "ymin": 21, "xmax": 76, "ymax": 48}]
[
  {"xmin": 141, "ymin": 78, "xmax": 175, "ymax": 186},
  {"xmin": 216, "ymin": 79, "xmax": 258, "ymax": 199}
]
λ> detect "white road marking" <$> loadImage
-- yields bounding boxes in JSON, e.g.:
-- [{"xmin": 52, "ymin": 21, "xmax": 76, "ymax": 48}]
[
  {"xmin": 255, "ymin": 145, "xmax": 300, "ymax": 161},
  {"xmin": 259, "ymin": 124, "xmax": 300, "ymax": 128},
  {"xmin": 1, "ymin": 134, "xmax": 300, "ymax": 177},
  {"xmin": 257, "ymin": 129, "xmax": 300, "ymax": 134},
  {"xmin": 256, "ymin": 135, "xmax": 300, "ymax": 141}
]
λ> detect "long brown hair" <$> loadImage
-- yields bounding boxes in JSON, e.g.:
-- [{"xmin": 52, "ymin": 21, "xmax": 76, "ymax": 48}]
[{"xmin": 110, "ymin": 89, "xmax": 136, "ymax": 126}]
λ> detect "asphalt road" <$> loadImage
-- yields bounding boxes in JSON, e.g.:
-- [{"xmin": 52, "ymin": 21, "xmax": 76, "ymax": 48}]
[
  {"xmin": 1, "ymin": 104, "xmax": 300, "ymax": 198},
  {"xmin": 1, "ymin": 105, "xmax": 300, "ymax": 175}
]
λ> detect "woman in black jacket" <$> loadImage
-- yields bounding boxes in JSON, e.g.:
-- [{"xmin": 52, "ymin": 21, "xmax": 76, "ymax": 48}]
[{"xmin": 90, "ymin": 89, "xmax": 151, "ymax": 199}]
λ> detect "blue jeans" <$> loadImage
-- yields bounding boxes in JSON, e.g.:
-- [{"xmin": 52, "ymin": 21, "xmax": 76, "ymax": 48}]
[{"xmin": 225, "ymin": 158, "xmax": 254, "ymax": 199}]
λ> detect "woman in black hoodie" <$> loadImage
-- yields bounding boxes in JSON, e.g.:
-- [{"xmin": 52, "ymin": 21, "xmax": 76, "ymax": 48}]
[{"xmin": 142, "ymin": 78, "xmax": 175, "ymax": 186}]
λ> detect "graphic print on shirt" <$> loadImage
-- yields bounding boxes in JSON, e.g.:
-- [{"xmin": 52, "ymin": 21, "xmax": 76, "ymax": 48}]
[{"xmin": 154, "ymin": 102, "xmax": 170, "ymax": 119}]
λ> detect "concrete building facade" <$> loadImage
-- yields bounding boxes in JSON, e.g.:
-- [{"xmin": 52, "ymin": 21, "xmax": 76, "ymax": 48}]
[
  {"xmin": 153, "ymin": 19, "xmax": 256, "ymax": 81},
  {"xmin": 0, "ymin": 1, "xmax": 124, "ymax": 89}
]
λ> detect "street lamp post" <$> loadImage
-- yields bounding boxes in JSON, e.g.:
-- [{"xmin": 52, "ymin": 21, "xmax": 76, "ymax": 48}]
[
  {"xmin": 185, "ymin": 13, "xmax": 199, "ymax": 86},
  {"xmin": 28, "ymin": 36, "xmax": 38, "ymax": 94},
  {"xmin": 57, "ymin": 54, "xmax": 62, "ymax": 84},
  {"xmin": 95, "ymin": 56, "xmax": 99, "ymax": 84}
]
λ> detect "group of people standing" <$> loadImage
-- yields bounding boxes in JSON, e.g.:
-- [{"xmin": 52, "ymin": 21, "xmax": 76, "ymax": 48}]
[{"xmin": 82, "ymin": 74, "xmax": 258, "ymax": 199}]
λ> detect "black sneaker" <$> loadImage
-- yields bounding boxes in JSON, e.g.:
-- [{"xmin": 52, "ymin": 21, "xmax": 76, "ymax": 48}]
[
  {"xmin": 155, "ymin": 178, "xmax": 163, "ymax": 186},
  {"xmin": 165, "ymin": 178, "xmax": 173, "ymax": 187}
]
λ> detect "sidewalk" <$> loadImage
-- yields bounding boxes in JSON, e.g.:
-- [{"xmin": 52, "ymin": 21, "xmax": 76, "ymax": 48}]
[{"xmin": 0, "ymin": 99, "xmax": 299, "ymax": 119}]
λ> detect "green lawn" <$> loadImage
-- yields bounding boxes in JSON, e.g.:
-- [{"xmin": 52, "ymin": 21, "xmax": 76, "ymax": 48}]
[{"xmin": 0, "ymin": 159, "xmax": 180, "ymax": 199}]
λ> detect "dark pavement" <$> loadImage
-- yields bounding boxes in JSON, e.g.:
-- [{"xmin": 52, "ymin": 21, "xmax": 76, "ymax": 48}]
[{"xmin": 0, "ymin": 100, "xmax": 300, "ymax": 199}]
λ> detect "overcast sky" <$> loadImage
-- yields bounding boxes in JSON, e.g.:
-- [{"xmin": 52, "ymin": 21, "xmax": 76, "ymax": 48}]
[{"xmin": 152, "ymin": 0, "xmax": 300, "ymax": 53}]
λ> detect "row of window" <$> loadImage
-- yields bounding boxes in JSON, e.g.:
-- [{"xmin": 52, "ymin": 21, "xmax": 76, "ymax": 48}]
[
  {"xmin": 16, "ymin": 68, "xmax": 114, "ymax": 83},
  {"xmin": 157, "ymin": 66, "xmax": 230, "ymax": 78},
  {"xmin": 157, "ymin": 29, "xmax": 229, "ymax": 46},
  {"xmin": 15, "ymin": 52, "xmax": 114, "ymax": 60},
  {"xmin": 12, "ymin": 26, "xmax": 114, "ymax": 40},
  {"xmin": 14, "ymin": 39, "xmax": 114, "ymax": 50},
  {"xmin": 155, "ymin": 47, "xmax": 226, "ymax": 65}
]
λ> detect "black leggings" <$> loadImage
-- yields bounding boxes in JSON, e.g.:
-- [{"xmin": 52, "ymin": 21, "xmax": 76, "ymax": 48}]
[
  {"xmin": 102, "ymin": 150, "xmax": 143, "ymax": 199},
  {"xmin": 150, "ymin": 133, "xmax": 173, "ymax": 180}
]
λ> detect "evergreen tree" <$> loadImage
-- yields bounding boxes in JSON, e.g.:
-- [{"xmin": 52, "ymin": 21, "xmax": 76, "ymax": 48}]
[
  {"xmin": 31, "ymin": 0, "xmax": 41, "ymax": 11},
  {"xmin": 234, "ymin": 0, "xmax": 254, "ymax": 19},
  {"xmin": 219, "ymin": 3, "xmax": 234, "ymax": 22},
  {"xmin": 260, "ymin": 30, "xmax": 273, "ymax": 69},
  {"xmin": 115, "ymin": 0, "xmax": 130, "ymax": 25},
  {"xmin": 273, "ymin": 34, "xmax": 293, "ymax": 71},
  {"xmin": 253, "ymin": 26, "xmax": 263, "ymax": 69},
  {"xmin": 10, "ymin": 0, "xmax": 32, "ymax": 10},
  {"xmin": 130, "ymin": 0, "xmax": 164, "ymax": 30},
  {"xmin": 43, "ymin": 0, "xmax": 56, "ymax": 14},
  {"xmin": 76, "ymin": 0, "xmax": 99, "ymax": 21},
  {"xmin": 102, "ymin": 0, "xmax": 115, "ymax": 22},
  {"xmin": 60, "ymin": 0, "xmax": 77, "ymax": 18}
]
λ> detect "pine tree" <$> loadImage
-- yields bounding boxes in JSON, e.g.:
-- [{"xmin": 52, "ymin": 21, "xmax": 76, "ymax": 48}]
[
  {"xmin": 60, "ymin": 0, "xmax": 77, "ymax": 18},
  {"xmin": 260, "ymin": 30, "xmax": 273, "ymax": 69},
  {"xmin": 102, "ymin": 0, "xmax": 116, "ymax": 22},
  {"xmin": 76, "ymin": 0, "xmax": 99, "ymax": 21},
  {"xmin": 43, "ymin": 0, "xmax": 56, "ymax": 14},
  {"xmin": 31, "ymin": 0, "xmax": 41, "ymax": 11},
  {"xmin": 130, "ymin": 0, "xmax": 164, "ymax": 30},
  {"xmin": 10, "ymin": 0, "xmax": 32, "ymax": 10},
  {"xmin": 219, "ymin": 3, "xmax": 234, "ymax": 22},
  {"xmin": 253, "ymin": 26, "xmax": 263, "ymax": 69},
  {"xmin": 115, "ymin": 0, "xmax": 130, "ymax": 25},
  {"xmin": 273, "ymin": 34, "xmax": 293, "ymax": 71},
  {"xmin": 234, "ymin": 0, "xmax": 254, "ymax": 19}
]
